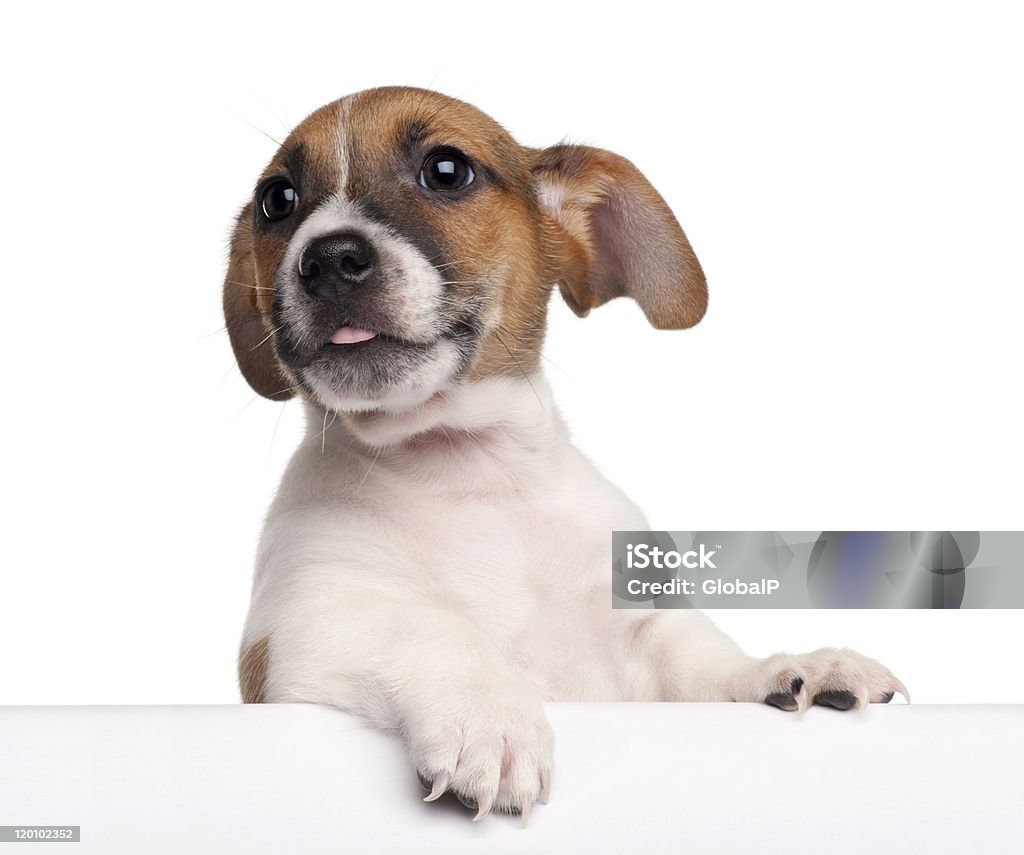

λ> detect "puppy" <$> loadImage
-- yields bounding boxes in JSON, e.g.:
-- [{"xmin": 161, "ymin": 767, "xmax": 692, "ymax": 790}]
[{"xmin": 224, "ymin": 87, "xmax": 907, "ymax": 821}]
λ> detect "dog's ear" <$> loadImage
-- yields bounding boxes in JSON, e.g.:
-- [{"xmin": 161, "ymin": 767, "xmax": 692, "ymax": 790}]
[
  {"xmin": 533, "ymin": 145, "xmax": 707, "ymax": 329},
  {"xmin": 222, "ymin": 204, "xmax": 294, "ymax": 401}
]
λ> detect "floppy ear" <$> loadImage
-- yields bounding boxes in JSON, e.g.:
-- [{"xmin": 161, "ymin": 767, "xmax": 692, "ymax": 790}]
[
  {"xmin": 532, "ymin": 145, "xmax": 707, "ymax": 329},
  {"xmin": 222, "ymin": 204, "xmax": 294, "ymax": 401}
]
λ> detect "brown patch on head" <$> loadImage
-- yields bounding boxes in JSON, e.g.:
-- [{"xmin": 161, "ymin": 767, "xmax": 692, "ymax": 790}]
[
  {"xmin": 223, "ymin": 101, "xmax": 344, "ymax": 400},
  {"xmin": 340, "ymin": 87, "xmax": 553, "ymax": 380},
  {"xmin": 238, "ymin": 634, "xmax": 271, "ymax": 703}
]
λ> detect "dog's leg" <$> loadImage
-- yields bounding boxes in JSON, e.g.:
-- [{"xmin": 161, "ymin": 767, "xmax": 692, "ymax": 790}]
[
  {"xmin": 263, "ymin": 600, "xmax": 553, "ymax": 819},
  {"xmin": 648, "ymin": 611, "xmax": 909, "ymax": 710}
]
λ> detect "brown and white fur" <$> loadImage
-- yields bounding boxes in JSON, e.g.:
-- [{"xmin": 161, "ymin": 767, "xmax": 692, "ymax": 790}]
[{"xmin": 224, "ymin": 87, "xmax": 907, "ymax": 822}]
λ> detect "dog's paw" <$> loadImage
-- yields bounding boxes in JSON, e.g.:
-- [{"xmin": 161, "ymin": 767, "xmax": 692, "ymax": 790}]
[
  {"xmin": 737, "ymin": 648, "xmax": 909, "ymax": 712},
  {"xmin": 407, "ymin": 688, "xmax": 553, "ymax": 822}
]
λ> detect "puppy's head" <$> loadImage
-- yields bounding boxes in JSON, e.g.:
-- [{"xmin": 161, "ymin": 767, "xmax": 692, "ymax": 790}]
[{"xmin": 223, "ymin": 87, "xmax": 707, "ymax": 413}]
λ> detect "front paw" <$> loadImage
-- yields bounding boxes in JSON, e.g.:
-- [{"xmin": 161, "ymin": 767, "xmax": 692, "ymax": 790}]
[
  {"xmin": 407, "ymin": 687, "xmax": 553, "ymax": 821},
  {"xmin": 738, "ymin": 648, "xmax": 909, "ymax": 712}
]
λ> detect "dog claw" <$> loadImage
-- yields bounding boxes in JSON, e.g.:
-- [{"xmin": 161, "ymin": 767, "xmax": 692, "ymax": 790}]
[
  {"xmin": 520, "ymin": 801, "xmax": 531, "ymax": 828},
  {"xmin": 764, "ymin": 691, "xmax": 800, "ymax": 711},
  {"xmin": 423, "ymin": 774, "xmax": 449, "ymax": 802},
  {"xmin": 472, "ymin": 797, "xmax": 494, "ymax": 822},
  {"xmin": 813, "ymin": 689, "xmax": 859, "ymax": 711},
  {"xmin": 540, "ymin": 769, "xmax": 551, "ymax": 804}
]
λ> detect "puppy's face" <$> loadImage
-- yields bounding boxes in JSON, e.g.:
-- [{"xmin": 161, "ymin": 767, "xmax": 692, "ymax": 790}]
[{"xmin": 224, "ymin": 87, "xmax": 707, "ymax": 415}]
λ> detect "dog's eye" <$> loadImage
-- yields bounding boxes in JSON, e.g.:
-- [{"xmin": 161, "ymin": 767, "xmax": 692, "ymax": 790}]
[
  {"xmin": 259, "ymin": 179, "xmax": 299, "ymax": 221},
  {"xmin": 419, "ymin": 152, "xmax": 474, "ymax": 192}
]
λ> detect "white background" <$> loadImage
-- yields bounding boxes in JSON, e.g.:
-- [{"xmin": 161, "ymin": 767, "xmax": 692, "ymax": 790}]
[{"xmin": 1, "ymin": 1, "xmax": 1021, "ymax": 705}]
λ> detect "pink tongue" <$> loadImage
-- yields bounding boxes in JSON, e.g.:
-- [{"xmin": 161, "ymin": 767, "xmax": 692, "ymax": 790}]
[{"xmin": 330, "ymin": 326, "xmax": 378, "ymax": 345}]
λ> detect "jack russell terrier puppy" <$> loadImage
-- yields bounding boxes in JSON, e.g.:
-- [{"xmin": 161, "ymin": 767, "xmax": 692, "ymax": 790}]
[{"xmin": 223, "ymin": 86, "xmax": 908, "ymax": 822}]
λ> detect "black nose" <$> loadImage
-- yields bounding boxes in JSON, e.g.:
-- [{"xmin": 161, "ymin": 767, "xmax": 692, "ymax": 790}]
[{"xmin": 298, "ymin": 233, "xmax": 376, "ymax": 301}]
